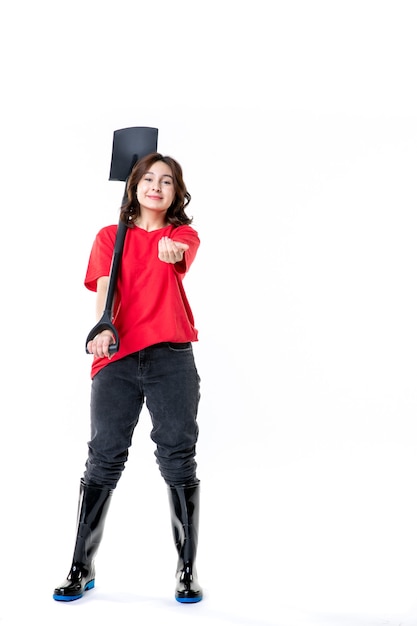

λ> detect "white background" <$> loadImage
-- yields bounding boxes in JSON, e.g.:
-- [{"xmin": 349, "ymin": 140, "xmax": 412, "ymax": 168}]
[{"xmin": 1, "ymin": 1, "xmax": 417, "ymax": 625}]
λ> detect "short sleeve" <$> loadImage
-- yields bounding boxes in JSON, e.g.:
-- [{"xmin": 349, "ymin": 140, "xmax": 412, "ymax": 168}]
[
  {"xmin": 84, "ymin": 225, "xmax": 118, "ymax": 292},
  {"xmin": 171, "ymin": 225, "xmax": 200, "ymax": 275}
]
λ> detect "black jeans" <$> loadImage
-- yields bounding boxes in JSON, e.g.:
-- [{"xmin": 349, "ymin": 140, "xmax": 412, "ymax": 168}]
[{"xmin": 83, "ymin": 342, "xmax": 201, "ymax": 489}]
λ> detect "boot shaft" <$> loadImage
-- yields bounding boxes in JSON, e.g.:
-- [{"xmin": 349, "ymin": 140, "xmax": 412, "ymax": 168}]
[
  {"xmin": 73, "ymin": 480, "xmax": 113, "ymax": 566},
  {"xmin": 168, "ymin": 482, "xmax": 200, "ymax": 565}
]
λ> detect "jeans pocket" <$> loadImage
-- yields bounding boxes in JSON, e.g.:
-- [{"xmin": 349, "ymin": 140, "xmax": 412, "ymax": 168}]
[{"xmin": 167, "ymin": 342, "xmax": 192, "ymax": 351}]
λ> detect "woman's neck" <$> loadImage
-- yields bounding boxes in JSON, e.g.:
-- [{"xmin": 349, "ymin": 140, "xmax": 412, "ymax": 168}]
[{"xmin": 134, "ymin": 213, "xmax": 167, "ymax": 232}]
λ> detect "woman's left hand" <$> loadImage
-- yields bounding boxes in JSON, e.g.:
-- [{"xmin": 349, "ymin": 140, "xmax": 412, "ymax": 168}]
[{"xmin": 158, "ymin": 237, "xmax": 189, "ymax": 264}]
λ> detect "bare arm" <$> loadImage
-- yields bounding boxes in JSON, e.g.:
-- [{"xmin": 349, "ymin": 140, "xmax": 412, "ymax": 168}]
[{"xmin": 96, "ymin": 276, "xmax": 109, "ymax": 321}]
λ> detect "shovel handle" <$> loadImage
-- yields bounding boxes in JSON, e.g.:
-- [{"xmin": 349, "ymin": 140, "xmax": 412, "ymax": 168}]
[
  {"xmin": 85, "ymin": 310, "xmax": 119, "ymax": 355},
  {"xmin": 85, "ymin": 221, "xmax": 127, "ymax": 356}
]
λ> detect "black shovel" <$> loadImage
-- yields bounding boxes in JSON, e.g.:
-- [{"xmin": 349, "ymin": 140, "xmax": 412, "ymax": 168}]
[{"xmin": 85, "ymin": 126, "xmax": 159, "ymax": 354}]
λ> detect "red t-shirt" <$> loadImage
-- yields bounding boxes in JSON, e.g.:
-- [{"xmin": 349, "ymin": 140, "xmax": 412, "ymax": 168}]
[{"xmin": 84, "ymin": 223, "xmax": 200, "ymax": 378}]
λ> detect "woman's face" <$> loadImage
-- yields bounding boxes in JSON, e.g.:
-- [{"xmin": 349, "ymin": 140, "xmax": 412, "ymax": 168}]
[{"xmin": 136, "ymin": 160, "xmax": 176, "ymax": 214}]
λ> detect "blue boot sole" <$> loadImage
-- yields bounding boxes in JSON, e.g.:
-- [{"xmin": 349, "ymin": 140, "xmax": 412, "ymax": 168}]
[
  {"xmin": 53, "ymin": 579, "xmax": 95, "ymax": 601},
  {"xmin": 176, "ymin": 595, "xmax": 203, "ymax": 603}
]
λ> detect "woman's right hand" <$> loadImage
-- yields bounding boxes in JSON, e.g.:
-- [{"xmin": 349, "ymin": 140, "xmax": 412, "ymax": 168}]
[{"xmin": 87, "ymin": 331, "xmax": 115, "ymax": 359}]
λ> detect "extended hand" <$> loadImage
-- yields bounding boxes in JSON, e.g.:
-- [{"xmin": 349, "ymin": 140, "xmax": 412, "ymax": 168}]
[{"xmin": 158, "ymin": 237, "xmax": 189, "ymax": 264}]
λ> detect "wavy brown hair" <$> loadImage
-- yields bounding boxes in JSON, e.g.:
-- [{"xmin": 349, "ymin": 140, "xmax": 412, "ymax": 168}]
[{"xmin": 120, "ymin": 152, "xmax": 192, "ymax": 227}]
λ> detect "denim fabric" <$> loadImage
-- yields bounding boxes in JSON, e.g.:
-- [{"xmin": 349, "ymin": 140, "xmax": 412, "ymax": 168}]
[{"xmin": 83, "ymin": 342, "xmax": 201, "ymax": 489}]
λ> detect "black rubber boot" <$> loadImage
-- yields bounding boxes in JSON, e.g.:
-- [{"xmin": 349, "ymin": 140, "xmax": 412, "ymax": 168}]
[
  {"xmin": 53, "ymin": 479, "xmax": 113, "ymax": 601},
  {"xmin": 168, "ymin": 482, "xmax": 203, "ymax": 603}
]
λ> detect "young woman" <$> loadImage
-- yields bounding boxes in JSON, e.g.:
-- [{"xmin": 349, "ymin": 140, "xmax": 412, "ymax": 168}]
[{"xmin": 53, "ymin": 153, "xmax": 203, "ymax": 604}]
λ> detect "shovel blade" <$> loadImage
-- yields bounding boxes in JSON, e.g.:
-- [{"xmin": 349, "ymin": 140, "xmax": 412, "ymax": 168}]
[{"xmin": 109, "ymin": 126, "xmax": 159, "ymax": 181}]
